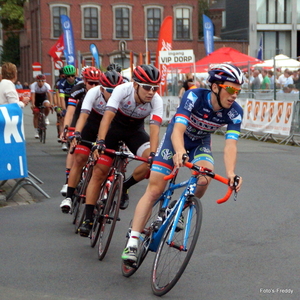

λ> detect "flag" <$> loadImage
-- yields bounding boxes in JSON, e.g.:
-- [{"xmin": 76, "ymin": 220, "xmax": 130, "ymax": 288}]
[
  {"xmin": 90, "ymin": 44, "xmax": 100, "ymax": 69},
  {"xmin": 257, "ymin": 34, "xmax": 263, "ymax": 61},
  {"xmin": 155, "ymin": 16, "xmax": 172, "ymax": 95},
  {"xmin": 48, "ymin": 34, "xmax": 64, "ymax": 60},
  {"xmin": 203, "ymin": 14, "xmax": 214, "ymax": 56},
  {"xmin": 60, "ymin": 15, "xmax": 76, "ymax": 66}
]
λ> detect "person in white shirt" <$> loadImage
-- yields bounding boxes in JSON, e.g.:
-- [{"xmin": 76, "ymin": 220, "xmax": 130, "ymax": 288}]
[{"xmin": 0, "ymin": 62, "xmax": 30, "ymax": 108}]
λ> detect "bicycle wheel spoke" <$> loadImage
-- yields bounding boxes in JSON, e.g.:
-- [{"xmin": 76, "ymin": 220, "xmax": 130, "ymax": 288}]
[{"xmin": 151, "ymin": 197, "xmax": 202, "ymax": 296}]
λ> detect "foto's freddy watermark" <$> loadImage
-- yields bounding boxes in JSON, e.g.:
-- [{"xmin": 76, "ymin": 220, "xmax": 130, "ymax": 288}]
[{"xmin": 260, "ymin": 288, "xmax": 293, "ymax": 294}]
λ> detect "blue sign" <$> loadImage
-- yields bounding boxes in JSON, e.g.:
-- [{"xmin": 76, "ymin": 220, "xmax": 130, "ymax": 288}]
[
  {"xmin": 203, "ymin": 14, "xmax": 214, "ymax": 56},
  {"xmin": 90, "ymin": 43, "xmax": 100, "ymax": 69},
  {"xmin": 0, "ymin": 103, "xmax": 28, "ymax": 180},
  {"xmin": 61, "ymin": 15, "xmax": 76, "ymax": 66}
]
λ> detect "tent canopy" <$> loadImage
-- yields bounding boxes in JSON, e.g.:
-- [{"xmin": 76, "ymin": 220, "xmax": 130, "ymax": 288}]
[
  {"xmin": 168, "ymin": 47, "xmax": 262, "ymax": 73},
  {"xmin": 253, "ymin": 54, "xmax": 300, "ymax": 70}
]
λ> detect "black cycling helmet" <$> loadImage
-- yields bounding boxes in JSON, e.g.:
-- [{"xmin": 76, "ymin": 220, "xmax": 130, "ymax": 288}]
[
  {"xmin": 36, "ymin": 74, "xmax": 46, "ymax": 81},
  {"xmin": 207, "ymin": 63, "xmax": 244, "ymax": 86},
  {"xmin": 59, "ymin": 67, "xmax": 64, "ymax": 75},
  {"xmin": 133, "ymin": 64, "xmax": 161, "ymax": 84},
  {"xmin": 63, "ymin": 65, "xmax": 76, "ymax": 76},
  {"xmin": 99, "ymin": 70, "xmax": 123, "ymax": 88},
  {"xmin": 107, "ymin": 63, "xmax": 122, "ymax": 73}
]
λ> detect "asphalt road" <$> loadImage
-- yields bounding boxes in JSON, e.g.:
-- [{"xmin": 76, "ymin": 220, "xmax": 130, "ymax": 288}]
[{"xmin": 0, "ymin": 107, "xmax": 299, "ymax": 300}]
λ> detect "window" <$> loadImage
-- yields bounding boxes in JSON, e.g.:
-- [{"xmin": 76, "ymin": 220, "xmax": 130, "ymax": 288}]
[
  {"xmin": 257, "ymin": 0, "xmax": 292, "ymax": 24},
  {"xmin": 114, "ymin": 6, "xmax": 132, "ymax": 39},
  {"xmin": 50, "ymin": 4, "xmax": 69, "ymax": 38},
  {"xmin": 81, "ymin": 5, "xmax": 100, "ymax": 39},
  {"xmin": 174, "ymin": 6, "xmax": 192, "ymax": 40},
  {"xmin": 146, "ymin": 7, "xmax": 162, "ymax": 39}
]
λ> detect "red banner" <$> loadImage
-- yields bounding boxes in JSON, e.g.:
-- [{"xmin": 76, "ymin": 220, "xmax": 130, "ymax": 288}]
[
  {"xmin": 48, "ymin": 34, "xmax": 64, "ymax": 60},
  {"xmin": 155, "ymin": 16, "xmax": 172, "ymax": 96}
]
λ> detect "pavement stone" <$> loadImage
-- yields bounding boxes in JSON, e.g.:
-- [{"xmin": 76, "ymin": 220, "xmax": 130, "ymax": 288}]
[{"xmin": 0, "ymin": 179, "xmax": 36, "ymax": 208}]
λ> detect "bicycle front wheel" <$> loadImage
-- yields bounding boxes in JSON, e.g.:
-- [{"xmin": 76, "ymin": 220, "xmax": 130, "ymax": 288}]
[
  {"xmin": 151, "ymin": 197, "xmax": 202, "ymax": 296},
  {"xmin": 97, "ymin": 175, "xmax": 123, "ymax": 261}
]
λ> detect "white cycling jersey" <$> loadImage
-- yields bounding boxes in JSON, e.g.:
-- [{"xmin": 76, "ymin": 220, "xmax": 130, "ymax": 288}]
[
  {"xmin": 30, "ymin": 81, "xmax": 52, "ymax": 95},
  {"xmin": 81, "ymin": 85, "xmax": 106, "ymax": 115}
]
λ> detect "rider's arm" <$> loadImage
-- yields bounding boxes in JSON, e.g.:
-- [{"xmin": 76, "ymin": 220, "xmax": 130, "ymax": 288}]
[
  {"xmin": 148, "ymin": 124, "xmax": 160, "ymax": 154},
  {"xmin": 47, "ymin": 90, "xmax": 53, "ymax": 106},
  {"xmin": 97, "ymin": 110, "xmax": 116, "ymax": 140},
  {"xmin": 31, "ymin": 92, "xmax": 36, "ymax": 107},
  {"xmin": 74, "ymin": 112, "xmax": 89, "ymax": 133},
  {"xmin": 171, "ymin": 122, "xmax": 188, "ymax": 167},
  {"xmin": 63, "ymin": 106, "xmax": 76, "ymax": 128}
]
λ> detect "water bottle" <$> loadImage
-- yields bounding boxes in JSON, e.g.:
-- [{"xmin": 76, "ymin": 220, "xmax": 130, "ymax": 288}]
[{"xmin": 103, "ymin": 179, "xmax": 111, "ymax": 200}]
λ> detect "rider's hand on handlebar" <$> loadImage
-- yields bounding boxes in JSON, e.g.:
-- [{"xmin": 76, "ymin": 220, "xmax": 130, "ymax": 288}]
[
  {"xmin": 172, "ymin": 152, "xmax": 189, "ymax": 168},
  {"xmin": 147, "ymin": 152, "xmax": 156, "ymax": 168},
  {"xmin": 228, "ymin": 174, "xmax": 242, "ymax": 192},
  {"xmin": 92, "ymin": 139, "xmax": 106, "ymax": 160}
]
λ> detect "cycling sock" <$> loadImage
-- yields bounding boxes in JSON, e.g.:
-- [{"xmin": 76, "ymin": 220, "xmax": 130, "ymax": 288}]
[
  {"xmin": 65, "ymin": 168, "xmax": 70, "ymax": 184},
  {"xmin": 66, "ymin": 187, "xmax": 75, "ymax": 199},
  {"xmin": 127, "ymin": 230, "xmax": 140, "ymax": 248},
  {"xmin": 85, "ymin": 204, "xmax": 95, "ymax": 220},
  {"xmin": 123, "ymin": 175, "xmax": 138, "ymax": 192}
]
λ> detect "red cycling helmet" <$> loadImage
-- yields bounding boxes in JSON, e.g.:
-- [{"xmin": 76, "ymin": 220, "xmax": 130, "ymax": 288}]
[
  {"xmin": 36, "ymin": 74, "xmax": 46, "ymax": 81},
  {"xmin": 81, "ymin": 66, "xmax": 101, "ymax": 81},
  {"xmin": 99, "ymin": 70, "xmax": 123, "ymax": 88},
  {"xmin": 133, "ymin": 64, "xmax": 161, "ymax": 84}
]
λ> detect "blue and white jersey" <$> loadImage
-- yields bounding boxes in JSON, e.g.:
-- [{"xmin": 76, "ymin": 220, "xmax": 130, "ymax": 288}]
[{"xmin": 172, "ymin": 88, "xmax": 243, "ymax": 142}]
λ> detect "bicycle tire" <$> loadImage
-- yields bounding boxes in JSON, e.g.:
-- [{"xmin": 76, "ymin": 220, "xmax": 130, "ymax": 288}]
[
  {"xmin": 90, "ymin": 185, "xmax": 106, "ymax": 248},
  {"xmin": 151, "ymin": 197, "xmax": 202, "ymax": 296},
  {"xmin": 38, "ymin": 113, "xmax": 46, "ymax": 143},
  {"xmin": 71, "ymin": 193, "xmax": 81, "ymax": 225},
  {"xmin": 74, "ymin": 197, "xmax": 86, "ymax": 234},
  {"xmin": 97, "ymin": 174, "xmax": 123, "ymax": 261},
  {"xmin": 121, "ymin": 199, "xmax": 162, "ymax": 277}
]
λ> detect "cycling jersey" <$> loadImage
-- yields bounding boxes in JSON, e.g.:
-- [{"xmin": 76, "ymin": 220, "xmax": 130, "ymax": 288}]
[
  {"xmin": 102, "ymin": 82, "xmax": 163, "ymax": 157},
  {"xmin": 30, "ymin": 81, "xmax": 52, "ymax": 106},
  {"xmin": 106, "ymin": 82, "xmax": 163, "ymax": 128},
  {"xmin": 57, "ymin": 77, "xmax": 82, "ymax": 105},
  {"xmin": 152, "ymin": 88, "xmax": 243, "ymax": 175},
  {"xmin": 67, "ymin": 82, "xmax": 86, "ymax": 127}
]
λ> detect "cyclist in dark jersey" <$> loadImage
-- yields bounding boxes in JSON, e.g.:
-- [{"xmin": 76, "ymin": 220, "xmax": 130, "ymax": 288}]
[
  {"xmin": 77, "ymin": 65, "xmax": 163, "ymax": 237},
  {"xmin": 60, "ymin": 70, "xmax": 122, "ymax": 213},
  {"xmin": 30, "ymin": 74, "xmax": 53, "ymax": 138},
  {"xmin": 122, "ymin": 64, "xmax": 244, "ymax": 263},
  {"xmin": 60, "ymin": 66, "xmax": 102, "ymax": 196}
]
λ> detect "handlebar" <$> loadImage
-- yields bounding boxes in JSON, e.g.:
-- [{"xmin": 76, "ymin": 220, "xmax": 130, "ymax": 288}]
[{"xmin": 163, "ymin": 161, "xmax": 234, "ymax": 204}]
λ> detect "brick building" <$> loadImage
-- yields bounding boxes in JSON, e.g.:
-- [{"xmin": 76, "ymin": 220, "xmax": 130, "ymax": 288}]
[{"xmin": 19, "ymin": 0, "xmax": 200, "ymax": 87}]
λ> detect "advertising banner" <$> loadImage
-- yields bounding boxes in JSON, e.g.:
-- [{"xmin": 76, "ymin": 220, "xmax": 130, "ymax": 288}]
[
  {"xmin": 203, "ymin": 14, "xmax": 214, "ymax": 56},
  {"xmin": 61, "ymin": 15, "xmax": 76, "ymax": 66},
  {"xmin": 90, "ymin": 43, "xmax": 100, "ymax": 69},
  {"xmin": 0, "ymin": 103, "xmax": 28, "ymax": 180}
]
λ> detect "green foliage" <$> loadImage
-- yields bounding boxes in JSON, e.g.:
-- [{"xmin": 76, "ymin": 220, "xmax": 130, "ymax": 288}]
[
  {"xmin": 198, "ymin": 0, "xmax": 210, "ymax": 38},
  {"xmin": 1, "ymin": 33, "xmax": 20, "ymax": 66},
  {"xmin": 0, "ymin": 0, "xmax": 26, "ymax": 30}
]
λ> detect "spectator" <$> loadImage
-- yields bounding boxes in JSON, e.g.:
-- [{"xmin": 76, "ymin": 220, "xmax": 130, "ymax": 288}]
[
  {"xmin": 267, "ymin": 70, "xmax": 275, "ymax": 89},
  {"xmin": 23, "ymin": 82, "xmax": 30, "ymax": 90},
  {"xmin": 261, "ymin": 69, "xmax": 271, "ymax": 90},
  {"xmin": 251, "ymin": 70, "xmax": 261, "ymax": 91},
  {"xmin": 288, "ymin": 84, "xmax": 299, "ymax": 94},
  {"xmin": 277, "ymin": 68, "xmax": 293, "ymax": 87},
  {"xmin": 15, "ymin": 81, "xmax": 23, "ymax": 89},
  {"xmin": 292, "ymin": 69, "xmax": 300, "ymax": 90},
  {"xmin": 178, "ymin": 73, "xmax": 195, "ymax": 99},
  {"xmin": 0, "ymin": 62, "xmax": 30, "ymax": 108}
]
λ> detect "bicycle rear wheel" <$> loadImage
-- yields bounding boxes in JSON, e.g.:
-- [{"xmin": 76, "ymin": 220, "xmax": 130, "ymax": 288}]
[
  {"xmin": 151, "ymin": 197, "xmax": 202, "ymax": 296},
  {"xmin": 97, "ymin": 175, "xmax": 122, "ymax": 261}
]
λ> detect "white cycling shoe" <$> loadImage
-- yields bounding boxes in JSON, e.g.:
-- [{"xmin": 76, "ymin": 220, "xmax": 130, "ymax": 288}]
[
  {"xmin": 60, "ymin": 184, "xmax": 68, "ymax": 196},
  {"xmin": 60, "ymin": 197, "xmax": 72, "ymax": 214}
]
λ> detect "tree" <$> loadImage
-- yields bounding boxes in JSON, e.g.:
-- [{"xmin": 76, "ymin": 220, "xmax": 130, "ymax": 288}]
[
  {"xmin": 0, "ymin": 0, "xmax": 26, "ymax": 65},
  {"xmin": 198, "ymin": 0, "xmax": 210, "ymax": 38}
]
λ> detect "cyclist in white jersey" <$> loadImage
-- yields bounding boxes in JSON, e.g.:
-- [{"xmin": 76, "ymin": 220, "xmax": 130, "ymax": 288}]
[
  {"xmin": 30, "ymin": 74, "xmax": 53, "ymax": 138},
  {"xmin": 78, "ymin": 65, "xmax": 163, "ymax": 237}
]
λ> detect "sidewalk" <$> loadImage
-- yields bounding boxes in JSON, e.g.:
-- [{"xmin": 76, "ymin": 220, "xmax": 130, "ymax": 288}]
[{"xmin": 0, "ymin": 179, "xmax": 36, "ymax": 208}]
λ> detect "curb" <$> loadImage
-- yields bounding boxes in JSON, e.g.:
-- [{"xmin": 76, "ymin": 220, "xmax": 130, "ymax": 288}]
[{"xmin": 0, "ymin": 179, "xmax": 36, "ymax": 208}]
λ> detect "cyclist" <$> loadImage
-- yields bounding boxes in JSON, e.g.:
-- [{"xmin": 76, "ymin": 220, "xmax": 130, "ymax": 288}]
[
  {"xmin": 77, "ymin": 64, "xmax": 163, "ymax": 237},
  {"xmin": 60, "ymin": 70, "xmax": 122, "ymax": 213},
  {"xmin": 57, "ymin": 65, "xmax": 82, "ymax": 150},
  {"xmin": 30, "ymin": 74, "xmax": 53, "ymax": 138},
  {"xmin": 60, "ymin": 66, "xmax": 102, "ymax": 196},
  {"xmin": 121, "ymin": 63, "xmax": 244, "ymax": 263}
]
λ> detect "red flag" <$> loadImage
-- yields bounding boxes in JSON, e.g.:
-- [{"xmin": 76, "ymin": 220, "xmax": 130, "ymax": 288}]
[
  {"xmin": 48, "ymin": 34, "xmax": 64, "ymax": 60},
  {"xmin": 155, "ymin": 16, "xmax": 172, "ymax": 95}
]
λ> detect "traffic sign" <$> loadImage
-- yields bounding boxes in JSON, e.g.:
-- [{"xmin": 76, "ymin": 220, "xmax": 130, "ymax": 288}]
[{"xmin": 54, "ymin": 59, "xmax": 64, "ymax": 70}]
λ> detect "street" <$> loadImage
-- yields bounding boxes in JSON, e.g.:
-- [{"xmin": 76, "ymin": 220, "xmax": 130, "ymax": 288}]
[{"xmin": 0, "ymin": 106, "xmax": 299, "ymax": 300}]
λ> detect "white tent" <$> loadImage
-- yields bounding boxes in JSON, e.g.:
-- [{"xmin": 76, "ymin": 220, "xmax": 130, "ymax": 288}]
[{"xmin": 253, "ymin": 54, "xmax": 300, "ymax": 70}]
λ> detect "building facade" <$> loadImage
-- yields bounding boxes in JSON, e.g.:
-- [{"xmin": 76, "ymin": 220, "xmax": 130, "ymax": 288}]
[
  {"xmin": 20, "ymin": 0, "xmax": 200, "ymax": 87},
  {"xmin": 221, "ymin": 0, "xmax": 300, "ymax": 60}
]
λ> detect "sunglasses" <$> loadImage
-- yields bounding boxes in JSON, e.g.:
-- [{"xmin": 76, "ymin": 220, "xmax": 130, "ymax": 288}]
[
  {"xmin": 87, "ymin": 81, "xmax": 99, "ymax": 86},
  {"xmin": 137, "ymin": 82, "xmax": 159, "ymax": 92},
  {"xmin": 219, "ymin": 84, "xmax": 241, "ymax": 95},
  {"xmin": 67, "ymin": 75, "xmax": 75, "ymax": 78},
  {"xmin": 37, "ymin": 80, "xmax": 45, "ymax": 82},
  {"xmin": 101, "ymin": 86, "xmax": 114, "ymax": 93}
]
